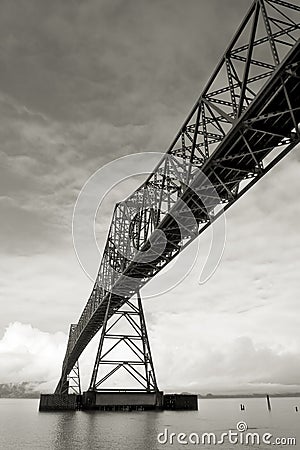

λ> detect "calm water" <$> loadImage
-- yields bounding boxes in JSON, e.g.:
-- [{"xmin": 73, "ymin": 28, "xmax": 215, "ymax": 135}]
[{"xmin": 0, "ymin": 398, "xmax": 299, "ymax": 449}]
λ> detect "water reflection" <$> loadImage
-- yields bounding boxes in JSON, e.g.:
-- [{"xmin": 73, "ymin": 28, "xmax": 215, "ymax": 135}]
[
  {"xmin": 52, "ymin": 412, "xmax": 78, "ymax": 450},
  {"xmin": 80, "ymin": 410, "xmax": 162, "ymax": 450}
]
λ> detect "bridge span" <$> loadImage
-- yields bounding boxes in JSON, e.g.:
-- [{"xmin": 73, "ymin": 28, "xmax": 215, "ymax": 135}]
[{"xmin": 40, "ymin": 0, "xmax": 300, "ymax": 410}]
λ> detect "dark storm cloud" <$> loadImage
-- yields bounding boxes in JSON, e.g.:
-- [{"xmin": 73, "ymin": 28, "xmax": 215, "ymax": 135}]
[
  {"xmin": 0, "ymin": 0, "xmax": 250, "ymax": 123},
  {"xmin": 0, "ymin": 0, "xmax": 252, "ymax": 255}
]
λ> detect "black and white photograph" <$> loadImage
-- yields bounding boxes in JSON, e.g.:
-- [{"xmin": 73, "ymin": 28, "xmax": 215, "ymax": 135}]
[{"xmin": 0, "ymin": 0, "xmax": 299, "ymax": 448}]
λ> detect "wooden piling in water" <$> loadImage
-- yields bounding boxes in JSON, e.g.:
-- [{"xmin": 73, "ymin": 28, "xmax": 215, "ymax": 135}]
[{"xmin": 266, "ymin": 394, "xmax": 271, "ymax": 411}]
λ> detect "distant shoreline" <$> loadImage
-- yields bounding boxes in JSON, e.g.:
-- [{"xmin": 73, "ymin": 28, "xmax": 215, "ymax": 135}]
[
  {"xmin": 1, "ymin": 393, "xmax": 300, "ymax": 400},
  {"xmin": 197, "ymin": 393, "xmax": 300, "ymax": 399},
  {"xmin": 0, "ymin": 396, "xmax": 40, "ymax": 399},
  {"xmin": 1, "ymin": 382, "xmax": 300, "ymax": 400}
]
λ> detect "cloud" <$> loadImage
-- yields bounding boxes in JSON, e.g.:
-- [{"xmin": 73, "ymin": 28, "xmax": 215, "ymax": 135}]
[
  {"xmin": 149, "ymin": 311, "xmax": 300, "ymax": 394},
  {"xmin": 0, "ymin": 0, "xmax": 255, "ymax": 263},
  {"xmin": 1, "ymin": 320, "xmax": 300, "ymax": 395},
  {"xmin": 0, "ymin": 322, "xmax": 104, "ymax": 392},
  {"xmin": 0, "ymin": 322, "xmax": 66, "ymax": 390}
]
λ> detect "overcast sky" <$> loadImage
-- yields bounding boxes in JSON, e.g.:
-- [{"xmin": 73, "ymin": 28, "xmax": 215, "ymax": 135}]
[{"xmin": 0, "ymin": 0, "xmax": 300, "ymax": 395}]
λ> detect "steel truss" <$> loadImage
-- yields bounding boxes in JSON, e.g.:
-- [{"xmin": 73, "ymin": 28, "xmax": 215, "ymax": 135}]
[
  {"xmin": 67, "ymin": 360, "xmax": 81, "ymax": 395},
  {"xmin": 89, "ymin": 291, "xmax": 158, "ymax": 393},
  {"xmin": 56, "ymin": 324, "xmax": 82, "ymax": 395},
  {"xmin": 55, "ymin": 0, "xmax": 300, "ymax": 393}
]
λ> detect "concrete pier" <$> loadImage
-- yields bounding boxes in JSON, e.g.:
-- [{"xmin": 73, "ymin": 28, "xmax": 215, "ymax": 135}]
[
  {"xmin": 39, "ymin": 394, "xmax": 80, "ymax": 411},
  {"xmin": 163, "ymin": 394, "xmax": 198, "ymax": 410},
  {"xmin": 82, "ymin": 390, "xmax": 164, "ymax": 411},
  {"xmin": 39, "ymin": 392, "xmax": 198, "ymax": 411}
]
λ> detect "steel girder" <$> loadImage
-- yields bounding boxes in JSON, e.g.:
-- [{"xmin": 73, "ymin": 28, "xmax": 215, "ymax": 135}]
[{"xmin": 55, "ymin": 0, "xmax": 300, "ymax": 393}]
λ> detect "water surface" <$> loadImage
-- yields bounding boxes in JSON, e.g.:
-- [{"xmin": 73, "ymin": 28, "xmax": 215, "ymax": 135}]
[{"xmin": 0, "ymin": 397, "xmax": 299, "ymax": 449}]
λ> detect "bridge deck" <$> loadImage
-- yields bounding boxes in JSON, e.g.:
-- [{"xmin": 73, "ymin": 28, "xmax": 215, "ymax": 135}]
[{"xmin": 57, "ymin": 40, "xmax": 300, "ymax": 383}]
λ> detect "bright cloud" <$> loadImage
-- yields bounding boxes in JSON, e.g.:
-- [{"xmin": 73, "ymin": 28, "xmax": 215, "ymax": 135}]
[{"xmin": 0, "ymin": 322, "xmax": 66, "ymax": 390}]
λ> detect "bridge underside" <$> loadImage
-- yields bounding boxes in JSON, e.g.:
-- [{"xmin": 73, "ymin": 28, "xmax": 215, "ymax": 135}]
[{"xmin": 50, "ymin": 0, "xmax": 299, "ymax": 398}]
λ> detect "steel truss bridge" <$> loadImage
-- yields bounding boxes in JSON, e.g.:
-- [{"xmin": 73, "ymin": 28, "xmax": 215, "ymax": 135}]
[{"xmin": 55, "ymin": 0, "xmax": 300, "ymax": 395}]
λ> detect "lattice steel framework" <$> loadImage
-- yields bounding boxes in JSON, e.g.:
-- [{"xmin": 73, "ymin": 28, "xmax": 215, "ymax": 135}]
[
  {"xmin": 67, "ymin": 360, "xmax": 81, "ymax": 395},
  {"xmin": 89, "ymin": 291, "xmax": 158, "ymax": 392},
  {"xmin": 55, "ymin": 0, "xmax": 300, "ymax": 394}
]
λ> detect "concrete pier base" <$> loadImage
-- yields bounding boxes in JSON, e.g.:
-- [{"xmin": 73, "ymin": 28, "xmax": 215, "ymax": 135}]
[
  {"xmin": 82, "ymin": 390, "xmax": 164, "ymax": 411},
  {"xmin": 163, "ymin": 394, "xmax": 198, "ymax": 410},
  {"xmin": 39, "ymin": 394, "xmax": 81, "ymax": 411},
  {"xmin": 39, "ymin": 392, "xmax": 198, "ymax": 411}
]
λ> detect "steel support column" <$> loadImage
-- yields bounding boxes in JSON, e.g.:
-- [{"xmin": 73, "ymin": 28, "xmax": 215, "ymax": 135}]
[{"xmin": 89, "ymin": 290, "xmax": 158, "ymax": 393}]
